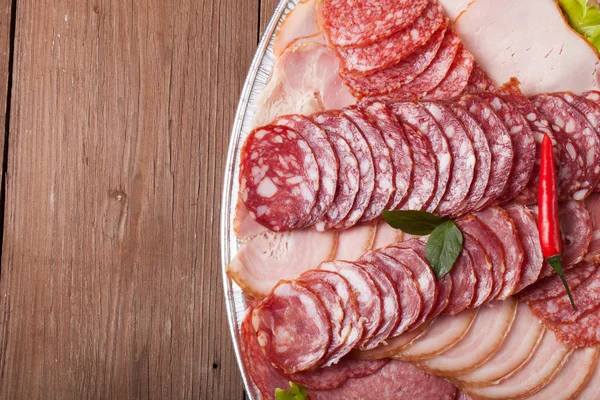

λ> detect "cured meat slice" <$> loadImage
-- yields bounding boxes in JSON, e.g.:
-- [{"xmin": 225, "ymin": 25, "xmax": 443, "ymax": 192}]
[
  {"xmin": 334, "ymin": 223, "xmax": 376, "ymax": 261},
  {"xmin": 475, "ymin": 206, "xmax": 524, "ymax": 300},
  {"xmin": 361, "ymin": 102, "xmax": 413, "ymax": 210},
  {"xmin": 309, "ymin": 360, "xmax": 457, "ymax": 400},
  {"xmin": 458, "ymin": 302, "xmax": 545, "ymax": 387},
  {"xmin": 423, "ymin": 102, "xmax": 476, "ymax": 216},
  {"xmin": 393, "ymin": 308, "xmax": 478, "ymax": 361},
  {"xmin": 343, "ymin": 108, "xmax": 393, "ymax": 221},
  {"xmin": 460, "ymin": 95, "xmax": 513, "ymax": 210},
  {"xmin": 439, "ymin": 0, "xmax": 473, "ymax": 22},
  {"xmin": 443, "ymin": 251, "xmax": 476, "ymax": 316},
  {"xmin": 445, "ymin": 102, "xmax": 492, "ymax": 214},
  {"xmin": 274, "ymin": 115, "xmax": 338, "ymax": 227},
  {"xmin": 424, "ymin": 45, "xmax": 475, "ymax": 100},
  {"xmin": 312, "ymin": 112, "xmax": 360, "ymax": 230},
  {"xmin": 455, "ymin": 392, "xmax": 474, "ymax": 400},
  {"xmin": 273, "ymin": 0, "xmax": 320, "ymax": 58},
  {"xmin": 361, "ymin": 250, "xmax": 422, "ymax": 336},
  {"xmin": 313, "ymin": 112, "xmax": 374, "ymax": 229},
  {"xmin": 372, "ymin": 220, "xmax": 403, "ymax": 250},
  {"xmin": 240, "ymin": 125, "xmax": 319, "ymax": 231},
  {"xmin": 357, "ymin": 262, "xmax": 400, "ymax": 349},
  {"xmin": 227, "ymin": 229, "xmax": 338, "ymax": 298},
  {"xmin": 584, "ymin": 193, "xmax": 600, "ymax": 263},
  {"xmin": 552, "ymin": 308, "xmax": 600, "ymax": 348},
  {"xmin": 462, "ymin": 63, "xmax": 496, "ymax": 93},
  {"xmin": 456, "ymin": 216, "xmax": 506, "ymax": 301},
  {"xmin": 428, "ymin": 274, "xmax": 453, "ymax": 319},
  {"xmin": 465, "ymin": 330, "xmax": 572, "ymax": 399},
  {"xmin": 252, "ymin": 281, "xmax": 331, "ymax": 374},
  {"xmin": 342, "ymin": 24, "xmax": 447, "ymax": 97},
  {"xmin": 526, "ymin": 347, "xmax": 599, "ymax": 400},
  {"xmin": 461, "ymin": 232, "xmax": 493, "ymax": 308},
  {"xmin": 336, "ymin": 1, "xmax": 445, "ymax": 74},
  {"xmin": 319, "ymin": 261, "xmax": 382, "ymax": 348},
  {"xmin": 477, "ymin": 93, "xmax": 536, "ymax": 203},
  {"xmin": 289, "ymin": 357, "xmax": 388, "ymax": 391},
  {"xmin": 521, "ymin": 263, "xmax": 597, "ymax": 303},
  {"xmin": 504, "ymin": 203, "xmax": 543, "ymax": 293},
  {"xmin": 390, "ymin": 101, "xmax": 448, "ymax": 212},
  {"xmin": 419, "ymin": 298, "xmax": 517, "ymax": 377},
  {"xmin": 353, "ymin": 321, "xmax": 432, "ymax": 361},
  {"xmin": 321, "ymin": 0, "xmax": 428, "ymax": 47},
  {"xmin": 576, "ymin": 354, "xmax": 600, "ymax": 399},
  {"xmin": 233, "ymin": 201, "xmax": 268, "ymax": 240}
]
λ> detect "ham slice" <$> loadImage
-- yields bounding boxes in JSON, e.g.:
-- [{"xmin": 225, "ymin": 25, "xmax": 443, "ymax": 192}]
[
  {"xmin": 372, "ymin": 220, "xmax": 403, "ymax": 250},
  {"xmin": 352, "ymin": 321, "xmax": 432, "ymax": 361},
  {"xmin": 273, "ymin": 0, "xmax": 320, "ymax": 58},
  {"xmin": 233, "ymin": 201, "xmax": 267, "ymax": 240},
  {"xmin": 453, "ymin": 0, "xmax": 600, "ymax": 95},
  {"xmin": 577, "ymin": 356, "xmax": 600, "ymax": 399},
  {"xmin": 334, "ymin": 223, "xmax": 377, "ymax": 261},
  {"xmin": 226, "ymin": 229, "xmax": 338, "ymax": 298},
  {"xmin": 438, "ymin": 0, "xmax": 474, "ymax": 22}
]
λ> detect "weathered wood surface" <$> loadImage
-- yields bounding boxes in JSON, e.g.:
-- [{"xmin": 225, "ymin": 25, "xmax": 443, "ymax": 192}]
[{"xmin": 0, "ymin": 0, "xmax": 275, "ymax": 398}]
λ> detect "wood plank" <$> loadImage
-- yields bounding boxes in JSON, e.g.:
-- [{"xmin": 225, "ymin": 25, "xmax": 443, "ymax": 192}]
[
  {"xmin": 0, "ymin": 0, "xmax": 258, "ymax": 398},
  {"xmin": 0, "ymin": 0, "xmax": 12, "ymax": 190},
  {"xmin": 260, "ymin": 0, "xmax": 280, "ymax": 38}
]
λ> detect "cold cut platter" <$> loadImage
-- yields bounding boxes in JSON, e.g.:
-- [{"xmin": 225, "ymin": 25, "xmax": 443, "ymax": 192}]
[{"xmin": 221, "ymin": 0, "xmax": 600, "ymax": 399}]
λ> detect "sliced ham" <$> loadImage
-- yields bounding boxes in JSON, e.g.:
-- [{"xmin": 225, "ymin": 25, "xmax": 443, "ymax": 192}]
[
  {"xmin": 226, "ymin": 229, "xmax": 338, "ymax": 298},
  {"xmin": 576, "ymin": 355, "xmax": 600, "ymax": 399},
  {"xmin": 438, "ymin": 0, "xmax": 474, "ymax": 22},
  {"xmin": 273, "ymin": 0, "xmax": 320, "ymax": 58},
  {"xmin": 352, "ymin": 321, "xmax": 432, "ymax": 361},
  {"xmin": 372, "ymin": 220, "xmax": 403, "ymax": 250},
  {"xmin": 334, "ymin": 223, "xmax": 376, "ymax": 261},
  {"xmin": 233, "ymin": 201, "xmax": 267, "ymax": 240}
]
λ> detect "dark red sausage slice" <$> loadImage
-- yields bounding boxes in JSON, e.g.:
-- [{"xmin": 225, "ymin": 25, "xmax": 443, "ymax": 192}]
[
  {"xmin": 520, "ymin": 263, "xmax": 597, "ymax": 303},
  {"xmin": 443, "ymin": 250, "xmax": 477, "ymax": 315},
  {"xmin": 424, "ymin": 45, "xmax": 475, "ymax": 100},
  {"xmin": 462, "ymin": 232, "xmax": 493, "ymax": 308}
]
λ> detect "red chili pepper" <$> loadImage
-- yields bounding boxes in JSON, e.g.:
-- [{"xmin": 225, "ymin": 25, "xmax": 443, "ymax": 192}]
[{"xmin": 538, "ymin": 134, "xmax": 576, "ymax": 310}]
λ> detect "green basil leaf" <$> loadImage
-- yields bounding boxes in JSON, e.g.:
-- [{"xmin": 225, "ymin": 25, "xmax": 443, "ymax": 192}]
[
  {"xmin": 275, "ymin": 383, "xmax": 308, "ymax": 400},
  {"xmin": 382, "ymin": 210, "xmax": 446, "ymax": 235},
  {"xmin": 425, "ymin": 220, "xmax": 463, "ymax": 280}
]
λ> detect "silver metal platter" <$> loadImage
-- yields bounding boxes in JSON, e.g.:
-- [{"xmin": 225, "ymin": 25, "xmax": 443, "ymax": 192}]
[{"xmin": 220, "ymin": 0, "xmax": 300, "ymax": 398}]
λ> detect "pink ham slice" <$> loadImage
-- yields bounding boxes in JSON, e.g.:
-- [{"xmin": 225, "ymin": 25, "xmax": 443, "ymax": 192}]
[
  {"xmin": 226, "ymin": 229, "xmax": 338, "ymax": 298},
  {"xmin": 584, "ymin": 193, "xmax": 600, "ymax": 263},
  {"xmin": 419, "ymin": 298, "xmax": 517, "ymax": 377},
  {"xmin": 458, "ymin": 302, "xmax": 545, "ymax": 387},
  {"xmin": 273, "ymin": 0, "xmax": 320, "ymax": 58},
  {"xmin": 576, "ymin": 355, "xmax": 600, "ymax": 399},
  {"xmin": 464, "ymin": 330, "xmax": 572, "ymax": 399},
  {"xmin": 372, "ymin": 220, "xmax": 403, "ymax": 250},
  {"xmin": 233, "ymin": 201, "xmax": 268, "ymax": 240},
  {"xmin": 334, "ymin": 223, "xmax": 376, "ymax": 261},
  {"xmin": 352, "ymin": 320, "xmax": 432, "ymax": 361}
]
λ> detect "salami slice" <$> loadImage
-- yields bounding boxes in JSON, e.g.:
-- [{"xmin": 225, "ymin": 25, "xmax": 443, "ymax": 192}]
[
  {"xmin": 477, "ymin": 93, "xmax": 536, "ymax": 203},
  {"xmin": 423, "ymin": 102, "xmax": 476, "ymax": 216},
  {"xmin": 475, "ymin": 206, "xmax": 524, "ymax": 300},
  {"xmin": 584, "ymin": 193, "xmax": 600, "ymax": 263},
  {"xmin": 312, "ymin": 113, "xmax": 360, "ymax": 230},
  {"xmin": 342, "ymin": 24, "xmax": 448, "ymax": 97},
  {"xmin": 252, "ymin": 281, "xmax": 331, "ymax": 374},
  {"xmin": 551, "ymin": 307, "xmax": 600, "ymax": 348},
  {"xmin": 456, "ymin": 215, "xmax": 506, "ymax": 301},
  {"xmin": 520, "ymin": 263, "xmax": 597, "ymax": 303},
  {"xmin": 559, "ymin": 200, "xmax": 592, "ymax": 269},
  {"xmin": 443, "ymin": 250, "xmax": 477, "ymax": 316},
  {"xmin": 445, "ymin": 102, "xmax": 492, "ymax": 215},
  {"xmin": 504, "ymin": 203, "xmax": 544, "ymax": 293},
  {"xmin": 321, "ymin": 0, "xmax": 428, "ymax": 47},
  {"xmin": 428, "ymin": 274, "xmax": 453, "ymax": 319},
  {"xmin": 361, "ymin": 102, "xmax": 413, "ymax": 210},
  {"xmin": 240, "ymin": 125, "xmax": 319, "ymax": 231},
  {"xmin": 460, "ymin": 95, "xmax": 513, "ymax": 210},
  {"xmin": 462, "ymin": 63, "xmax": 496, "ymax": 94},
  {"xmin": 390, "ymin": 101, "xmax": 448, "ymax": 211},
  {"xmin": 424, "ymin": 45, "xmax": 475, "ymax": 100},
  {"xmin": 462, "ymin": 232, "xmax": 493, "ymax": 308},
  {"xmin": 313, "ymin": 112, "xmax": 374, "ymax": 229},
  {"xmin": 319, "ymin": 260, "xmax": 383, "ymax": 348},
  {"xmin": 274, "ymin": 115, "xmax": 338, "ymax": 227},
  {"xmin": 343, "ymin": 108, "xmax": 394, "ymax": 221},
  {"xmin": 336, "ymin": 1, "xmax": 445, "ymax": 74}
]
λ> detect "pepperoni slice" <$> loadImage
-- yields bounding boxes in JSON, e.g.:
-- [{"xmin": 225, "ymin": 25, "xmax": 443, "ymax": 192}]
[
  {"xmin": 240, "ymin": 125, "xmax": 319, "ymax": 231},
  {"xmin": 424, "ymin": 45, "xmax": 475, "ymax": 100},
  {"xmin": 584, "ymin": 193, "xmax": 600, "ymax": 263},
  {"xmin": 462, "ymin": 232, "xmax": 493, "ymax": 308},
  {"xmin": 462, "ymin": 63, "xmax": 496, "ymax": 93},
  {"xmin": 551, "ymin": 308, "xmax": 600, "ymax": 348},
  {"xmin": 520, "ymin": 263, "xmax": 597, "ymax": 303},
  {"xmin": 443, "ymin": 250, "xmax": 477, "ymax": 315}
]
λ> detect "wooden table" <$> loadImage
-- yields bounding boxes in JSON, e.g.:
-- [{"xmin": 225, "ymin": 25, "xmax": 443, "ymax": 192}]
[{"xmin": 0, "ymin": 0, "xmax": 278, "ymax": 397}]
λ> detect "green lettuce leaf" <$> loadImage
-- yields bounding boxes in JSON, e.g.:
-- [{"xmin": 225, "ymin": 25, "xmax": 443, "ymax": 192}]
[
  {"xmin": 275, "ymin": 382, "xmax": 308, "ymax": 400},
  {"xmin": 558, "ymin": 0, "xmax": 600, "ymax": 51}
]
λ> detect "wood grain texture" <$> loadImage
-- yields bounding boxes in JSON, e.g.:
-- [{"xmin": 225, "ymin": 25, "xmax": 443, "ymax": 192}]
[
  {"xmin": 260, "ymin": 0, "xmax": 280, "ymax": 38},
  {"xmin": 0, "ymin": 0, "xmax": 258, "ymax": 398},
  {"xmin": 0, "ymin": 0, "xmax": 11, "ymax": 184}
]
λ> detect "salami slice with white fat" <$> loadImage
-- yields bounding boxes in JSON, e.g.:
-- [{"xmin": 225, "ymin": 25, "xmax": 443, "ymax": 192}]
[
  {"xmin": 428, "ymin": 274, "xmax": 453, "ymax": 319},
  {"xmin": 423, "ymin": 101, "xmax": 476, "ymax": 216},
  {"xmin": 361, "ymin": 102, "xmax": 413, "ymax": 210},
  {"xmin": 312, "ymin": 112, "xmax": 360, "ymax": 230},
  {"xmin": 240, "ymin": 125, "xmax": 319, "ymax": 231},
  {"xmin": 443, "ymin": 250, "xmax": 476, "ymax": 316},
  {"xmin": 336, "ymin": 1, "xmax": 445, "ymax": 74},
  {"xmin": 321, "ymin": 0, "xmax": 428, "ymax": 47},
  {"xmin": 462, "ymin": 63, "xmax": 496, "ymax": 94},
  {"xmin": 552, "ymin": 308, "xmax": 600, "ymax": 348},
  {"xmin": 425, "ymin": 45, "xmax": 475, "ymax": 100},
  {"xmin": 343, "ymin": 108, "xmax": 394, "ymax": 221},
  {"xmin": 520, "ymin": 263, "xmax": 597, "ymax": 303},
  {"xmin": 584, "ymin": 193, "xmax": 600, "ymax": 263},
  {"xmin": 390, "ymin": 101, "xmax": 448, "ymax": 211},
  {"xmin": 252, "ymin": 281, "xmax": 331, "ymax": 374},
  {"xmin": 462, "ymin": 232, "xmax": 493, "ymax": 308},
  {"xmin": 313, "ymin": 112, "xmax": 374, "ymax": 229}
]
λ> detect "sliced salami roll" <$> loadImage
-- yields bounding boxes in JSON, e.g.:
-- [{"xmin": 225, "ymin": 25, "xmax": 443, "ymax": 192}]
[
  {"xmin": 342, "ymin": 24, "xmax": 447, "ymax": 97},
  {"xmin": 336, "ymin": 1, "xmax": 445, "ymax": 74},
  {"xmin": 362, "ymin": 250, "xmax": 422, "ymax": 336},
  {"xmin": 519, "ymin": 263, "xmax": 597, "ymax": 303},
  {"xmin": 461, "ymin": 95, "xmax": 514, "ymax": 210},
  {"xmin": 477, "ymin": 93, "xmax": 536, "ymax": 203},
  {"xmin": 428, "ymin": 274, "xmax": 453, "ymax": 319},
  {"xmin": 313, "ymin": 112, "xmax": 374, "ymax": 229},
  {"xmin": 584, "ymin": 193, "xmax": 600, "ymax": 263},
  {"xmin": 361, "ymin": 102, "xmax": 413, "ymax": 210},
  {"xmin": 475, "ymin": 206, "xmax": 524, "ymax": 300},
  {"xmin": 274, "ymin": 115, "xmax": 338, "ymax": 227},
  {"xmin": 443, "ymin": 250, "xmax": 477, "ymax": 316},
  {"xmin": 462, "ymin": 63, "xmax": 496, "ymax": 94},
  {"xmin": 462, "ymin": 232, "xmax": 493, "ymax": 308},
  {"xmin": 504, "ymin": 203, "xmax": 544, "ymax": 293},
  {"xmin": 312, "ymin": 112, "xmax": 360, "ymax": 230},
  {"xmin": 424, "ymin": 45, "xmax": 475, "ymax": 100},
  {"xmin": 456, "ymin": 215, "xmax": 506, "ymax": 301},
  {"xmin": 391, "ymin": 101, "xmax": 449, "ymax": 212},
  {"xmin": 252, "ymin": 281, "xmax": 331, "ymax": 374},
  {"xmin": 445, "ymin": 102, "xmax": 492, "ymax": 214},
  {"xmin": 240, "ymin": 125, "xmax": 319, "ymax": 232},
  {"xmin": 423, "ymin": 102, "xmax": 476, "ymax": 216},
  {"xmin": 557, "ymin": 200, "xmax": 592, "ymax": 270},
  {"xmin": 321, "ymin": 0, "xmax": 428, "ymax": 47},
  {"xmin": 319, "ymin": 260, "xmax": 383, "ymax": 348},
  {"xmin": 343, "ymin": 108, "xmax": 394, "ymax": 221}
]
